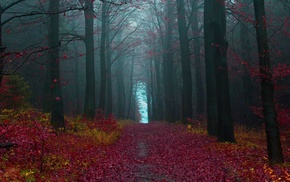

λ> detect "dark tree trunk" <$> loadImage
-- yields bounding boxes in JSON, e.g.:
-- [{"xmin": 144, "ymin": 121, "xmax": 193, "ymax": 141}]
[
  {"xmin": 154, "ymin": 56, "xmax": 163, "ymax": 121},
  {"xmin": 204, "ymin": 0, "xmax": 218, "ymax": 136},
  {"xmin": 43, "ymin": 18, "xmax": 51, "ymax": 113},
  {"xmin": 147, "ymin": 82, "xmax": 152, "ymax": 122},
  {"xmin": 190, "ymin": 0, "xmax": 204, "ymax": 118},
  {"xmin": 73, "ymin": 44, "xmax": 81, "ymax": 115},
  {"xmin": 127, "ymin": 59, "xmax": 134, "ymax": 119},
  {"xmin": 43, "ymin": 55, "xmax": 51, "ymax": 113},
  {"xmin": 163, "ymin": 0, "xmax": 176, "ymax": 123},
  {"xmin": 207, "ymin": 0, "xmax": 236, "ymax": 143},
  {"xmin": 240, "ymin": 0, "xmax": 257, "ymax": 126},
  {"xmin": 116, "ymin": 56, "xmax": 126, "ymax": 119},
  {"xmin": 83, "ymin": 0, "xmax": 96, "ymax": 118},
  {"xmin": 153, "ymin": 0, "xmax": 163, "ymax": 121},
  {"xmin": 0, "ymin": 10, "xmax": 4, "ymax": 86},
  {"xmin": 106, "ymin": 24, "xmax": 112, "ymax": 115},
  {"xmin": 253, "ymin": 0, "xmax": 284, "ymax": 164},
  {"xmin": 48, "ymin": 0, "xmax": 65, "ymax": 130},
  {"xmin": 149, "ymin": 59, "xmax": 156, "ymax": 121},
  {"xmin": 99, "ymin": 2, "xmax": 108, "ymax": 111},
  {"xmin": 154, "ymin": 58, "xmax": 163, "ymax": 121},
  {"xmin": 176, "ymin": 0, "xmax": 192, "ymax": 123}
]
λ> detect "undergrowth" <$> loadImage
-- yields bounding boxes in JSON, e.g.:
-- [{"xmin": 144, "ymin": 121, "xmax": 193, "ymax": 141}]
[{"xmin": 0, "ymin": 108, "xmax": 130, "ymax": 181}]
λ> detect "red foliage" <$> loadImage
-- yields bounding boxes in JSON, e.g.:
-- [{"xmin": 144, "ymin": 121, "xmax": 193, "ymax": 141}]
[
  {"xmin": 80, "ymin": 123, "xmax": 289, "ymax": 181},
  {"xmin": 251, "ymin": 105, "xmax": 290, "ymax": 127},
  {"xmin": 1, "ymin": 114, "xmax": 289, "ymax": 181},
  {"xmin": 0, "ymin": 77, "xmax": 14, "ymax": 108},
  {"xmin": 0, "ymin": 110, "xmax": 120, "ymax": 181},
  {"xmin": 81, "ymin": 110, "xmax": 120, "ymax": 133}
]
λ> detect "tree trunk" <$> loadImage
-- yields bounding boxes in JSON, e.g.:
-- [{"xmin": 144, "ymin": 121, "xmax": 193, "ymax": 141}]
[
  {"xmin": 205, "ymin": 0, "xmax": 235, "ymax": 142},
  {"xmin": 176, "ymin": 0, "xmax": 192, "ymax": 123},
  {"xmin": 116, "ymin": 56, "xmax": 125, "ymax": 118},
  {"xmin": 106, "ymin": 23, "xmax": 112, "ymax": 115},
  {"xmin": 163, "ymin": 0, "xmax": 176, "ymax": 123},
  {"xmin": 127, "ymin": 59, "xmax": 134, "ymax": 119},
  {"xmin": 0, "ymin": 10, "xmax": 4, "ymax": 87},
  {"xmin": 83, "ymin": 0, "xmax": 96, "ymax": 118},
  {"xmin": 48, "ymin": 0, "xmax": 65, "ymax": 130},
  {"xmin": 190, "ymin": 0, "xmax": 204, "ymax": 118},
  {"xmin": 204, "ymin": 0, "xmax": 218, "ymax": 136},
  {"xmin": 147, "ymin": 82, "xmax": 152, "ymax": 122},
  {"xmin": 253, "ymin": 0, "xmax": 284, "ymax": 164},
  {"xmin": 153, "ymin": 0, "xmax": 163, "ymax": 121},
  {"xmin": 240, "ymin": 0, "xmax": 257, "ymax": 126},
  {"xmin": 154, "ymin": 56, "xmax": 163, "ymax": 121},
  {"xmin": 149, "ymin": 58, "xmax": 156, "ymax": 121},
  {"xmin": 99, "ymin": 1, "xmax": 108, "ymax": 111},
  {"xmin": 73, "ymin": 44, "xmax": 81, "ymax": 115},
  {"xmin": 42, "ymin": 55, "xmax": 51, "ymax": 113}
]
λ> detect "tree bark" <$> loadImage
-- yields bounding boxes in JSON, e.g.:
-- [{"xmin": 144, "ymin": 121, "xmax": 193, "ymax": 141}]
[
  {"xmin": 149, "ymin": 58, "xmax": 155, "ymax": 121},
  {"xmin": 253, "ymin": 0, "xmax": 284, "ymax": 164},
  {"xmin": 0, "ymin": 1, "xmax": 26, "ymax": 86},
  {"xmin": 0, "ymin": 8, "xmax": 4, "ymax": 86},
  {"xmin": 48, "ymin": 0, "xmax": 65, "ymax": 130},
  {"xmin": 106, "ymin": 22, "xmax": 112, "ymax": 115},
  {"xmin": 127, "ymin": 59, "xmax": 134, "ymax": 119},
  {"xmin": 116, "ymin": 52, "xmax": 126, "ymax": 118},
  {"xmin": 99, "ymin": 1, "xmax": 108, "ymax": 111},
  {"xmin": 205, "ymin": 0, "xmax": 235, "ymax": 142},
  {"xmin": 154, "ymin": 56, "xmax": 163, "ymax": 121},
  {"xmin": 190, "ymin": 0, "xmax": 204, "ymax": 118},
  {"xmin": 240, "ymin": 0, "xmax": 258, "ymax": 126},
  {"xmin": 176, "ymin": 0, "xmax": 192, "ymax": 123},
  {"xmin": 147, "ymin": 82, "xmax": 152, "ymax": 122},
  {"xmin": 163, "ymin": 0, "xmax": 176, "ymax": 123},
  {"xmin": 204, "ymin": 0, "xmax": 218, "ymax": 136},
  {"xmin": 83, "ymin": 0, "xmax": 96, "ymax": 118}
]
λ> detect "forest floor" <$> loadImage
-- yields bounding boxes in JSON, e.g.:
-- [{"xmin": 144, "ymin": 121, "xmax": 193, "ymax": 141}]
[
  {"xmin": 79, "ymin": 122, "xmax": 290, "ymax": 181},
  {"xmin": 0, "ymin": 111, "xmax": 289, "ymax": 181}
]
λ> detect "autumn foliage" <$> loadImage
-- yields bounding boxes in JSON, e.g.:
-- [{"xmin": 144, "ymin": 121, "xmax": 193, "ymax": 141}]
[
  {"xmin": 0, "ymin": 75, "xmax": 31, "ymax": 110},
  {"xmin": 1, "ymin": 111, "xmax": 289, "ymax": 181},
  {"xmin": 0, "ymin": 109, "xmax": 124, "ymax": 181}
]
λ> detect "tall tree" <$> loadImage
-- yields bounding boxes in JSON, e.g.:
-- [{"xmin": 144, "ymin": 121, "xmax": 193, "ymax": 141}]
[
  {"xmin": 212, "ymin": 1, "xmax": 235, "ymax": 142},
  {"xmin": 83, "ymin": 0, "xmax": 96, "ymax": 118},
  {"xmin": 163, "ymin": 0, "xmax": 176, "ymax": 123},
  {"xmin": 127, "ymin": 58, "xmax": 135, "ymax": 119},
  {"xmin": 253, "ymin": 0, "xmax": 284, "ymax": 164},
  {"xmin": 106, "ymin": 21, "xmax": 113, "ymax": 115},
  {"xmin": 116, "ymin": 56, "xmax": 126, "ymax": 118},
  {"xmin": 99, "ymin": 1, "xmax": 108, "ymax": 111},
  {"xmin": 48, "ymin": 0, "xmax": 65, "ymax": 129},
  {"xmin": 176, "ymin": 0, "xmax": 192, "ymax": 123},
  {"xmin": 204, "ymin": 0, "xmax": 218, "ymax": 136},
  {"xmin": 149, "ymin": 58, "xmax": 156, "ymax": 121},
  {"xmin": 0, "ymin": 0, "xmax": 26, "ymax": 86},
  {"xmin": 154, "ymin": 55, "xmax": 163, "ymax": 121},
  {"xmin": 190, "ymin": 0, "xmax": 204, "ymax": 118},
  {"xmin": 240, "ymin": 0, "xmax": 257, "ymax": 126},
  {"xmin": 204, "ymin": 0, "xmax": 235, "ymax": 142},
  {"xmin": 150, "ymin": 0, "xmax": 164, "ymax": 121}
]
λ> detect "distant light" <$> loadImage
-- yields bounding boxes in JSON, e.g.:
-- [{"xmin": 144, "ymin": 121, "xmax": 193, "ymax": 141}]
[{"xmin": 136, "ymin": 82, "xmax": 148, "ymax": 124}]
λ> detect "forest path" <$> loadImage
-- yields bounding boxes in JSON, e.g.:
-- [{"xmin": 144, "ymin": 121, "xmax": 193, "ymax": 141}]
[{"xmin": 79, "ymin": 122, "xmax": 240, "ymax": 181}]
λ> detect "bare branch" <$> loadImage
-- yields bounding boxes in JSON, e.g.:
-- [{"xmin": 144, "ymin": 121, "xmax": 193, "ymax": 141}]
[
  {"xmin": 100, "ymin": 0, "xmax": 128, "ymax": 6},
  {"xmin": 2, "ymin": 4, "xmax": 84, "ymax": 26},
  {"xmin": 2, "ymin": 0, "xmax": 26, "ymax": 12}
]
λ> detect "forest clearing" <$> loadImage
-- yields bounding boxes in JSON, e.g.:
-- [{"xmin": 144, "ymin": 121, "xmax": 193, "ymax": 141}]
[{"xmin": 0, "ymin": 110, "xmax": 289, "ymax": 181}]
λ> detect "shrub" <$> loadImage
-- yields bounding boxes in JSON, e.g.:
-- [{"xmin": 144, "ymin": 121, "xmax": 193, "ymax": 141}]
[{"xmin": 0, "ymin": 75, "xmax": 31, "ymax": 110}]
